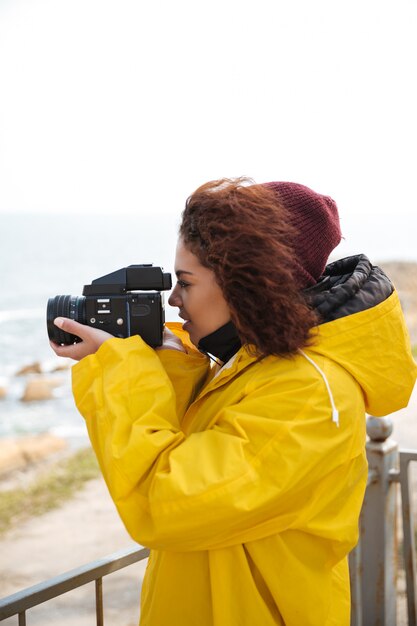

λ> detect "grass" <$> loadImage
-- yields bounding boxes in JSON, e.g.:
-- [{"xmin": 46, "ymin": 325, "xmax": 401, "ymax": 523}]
[{"xmin": 0, "ymin": 447, "xmax": 100, "ymax": 537}]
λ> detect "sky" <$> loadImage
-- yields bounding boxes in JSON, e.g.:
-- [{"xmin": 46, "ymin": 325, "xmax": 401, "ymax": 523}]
[{"xmin": 0, "ymin": 0, "xmax": 416, "ymax": 260}]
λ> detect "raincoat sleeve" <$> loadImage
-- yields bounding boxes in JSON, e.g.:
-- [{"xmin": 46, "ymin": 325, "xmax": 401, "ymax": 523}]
[
  {"xmin": 72, "ymin": 335, "xmax": 368, "ymax": 554},
  {"xmin": 155, "ymin": 322, "xmax": 211, "ymax": 419}
]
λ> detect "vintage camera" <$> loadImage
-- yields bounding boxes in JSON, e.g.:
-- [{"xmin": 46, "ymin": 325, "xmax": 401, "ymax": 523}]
[{"xmin": 47, "ymin": 265, "xmax": 172, "ymax": 347}]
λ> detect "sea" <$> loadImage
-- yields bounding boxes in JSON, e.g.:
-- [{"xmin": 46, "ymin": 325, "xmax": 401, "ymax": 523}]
[
  {"xmin": 1, "ymin": 210, "xmax": 416, "ymax": 448},
  {"xmin": 0, "ymin": 211, "xmax": 179, "ymax": 448}
]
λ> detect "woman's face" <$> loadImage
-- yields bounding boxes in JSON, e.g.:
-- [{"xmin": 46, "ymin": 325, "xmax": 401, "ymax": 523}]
[{"xmin": 168, "ymin": 239, "xmax": 231, "ymax": 346}]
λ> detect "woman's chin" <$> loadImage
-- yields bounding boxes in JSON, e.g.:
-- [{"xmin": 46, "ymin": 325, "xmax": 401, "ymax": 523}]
[{"xmin": 182, "ymin": 320, "xmax": 191, "ymax": 332}]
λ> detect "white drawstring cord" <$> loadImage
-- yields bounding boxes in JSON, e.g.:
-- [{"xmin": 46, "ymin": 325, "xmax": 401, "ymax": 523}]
[{"xmin": 298, "ymin": 350, "xmax": 340, "ymax": 427}]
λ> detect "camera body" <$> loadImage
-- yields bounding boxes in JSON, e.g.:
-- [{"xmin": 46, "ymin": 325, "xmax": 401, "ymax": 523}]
[{"xmin": 47, "ymin": 265, "xmax": 172, "ymax": 348}]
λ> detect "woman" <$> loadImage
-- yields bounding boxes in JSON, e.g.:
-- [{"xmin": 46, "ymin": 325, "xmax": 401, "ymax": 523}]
[{"xmin": 51, "ymin": 179, "xmax": 416, "ymax": 625}]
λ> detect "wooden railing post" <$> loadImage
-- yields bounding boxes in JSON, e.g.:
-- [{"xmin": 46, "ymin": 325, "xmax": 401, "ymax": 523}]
[{"xmin": 360, "ymin": 415, "xmax": 399, "ymax": 626}]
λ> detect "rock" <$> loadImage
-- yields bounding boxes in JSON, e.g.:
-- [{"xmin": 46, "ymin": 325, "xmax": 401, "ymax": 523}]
[
  {"xmin": 36, "ymin": 376, "xmax": 64, "ymax": 388},
  {"xmin": 0, "ymin": 434, "xmax": 67, "ymax": 477},
  {"xmin": 21, "ymin": 379, "xmax": 53, "ymax": 402},
  {"xmin": 20, "ymin": 376, "xmax": 63, "ymax": 402},
  {"xmin": 0, "ymin": 439, "xmax": 26, "ymax": 476},
  {"xmin": 15, "ymin": 362, "xmax": 42, "ymax": 376},
  {"xmin": 51, "ymin": 360, "xmax": 71, "ymax": 372},
  {"xmin": 19, "ymin": 434, "xmax": 67, "ymax": 464}
]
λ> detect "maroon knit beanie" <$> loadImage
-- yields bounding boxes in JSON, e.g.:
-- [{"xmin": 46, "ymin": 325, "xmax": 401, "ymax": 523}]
[{"xmin": 262, "ymin": 181, "xmax": 342, "ymax": 288}]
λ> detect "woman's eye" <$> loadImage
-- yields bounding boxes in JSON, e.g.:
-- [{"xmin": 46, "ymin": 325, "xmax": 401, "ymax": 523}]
[{"xmin": 177, "ymin": 280, "xmax": 190, "ymax": 288}]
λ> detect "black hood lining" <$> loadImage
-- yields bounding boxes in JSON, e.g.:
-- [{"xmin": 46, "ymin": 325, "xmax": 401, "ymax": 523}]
[{"xmin": 304, "ymin": 254, "xmax": 394, "ymax": 324}]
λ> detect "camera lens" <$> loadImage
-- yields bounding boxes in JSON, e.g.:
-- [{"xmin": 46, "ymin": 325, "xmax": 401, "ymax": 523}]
[{"xmin": 46, "ymin": 295, "xmax": 86, "ymax": 345}]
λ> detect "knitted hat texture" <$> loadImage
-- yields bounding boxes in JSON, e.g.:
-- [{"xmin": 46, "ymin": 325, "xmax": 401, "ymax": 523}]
[{"xmin": 262, "ymin": 181, "xmax": 342, "ymax": 288}]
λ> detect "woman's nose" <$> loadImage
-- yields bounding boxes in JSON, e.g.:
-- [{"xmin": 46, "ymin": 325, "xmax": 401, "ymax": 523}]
[{"xmin": 168, "ymin": 285, "xmax": 181, "ymax": 307}]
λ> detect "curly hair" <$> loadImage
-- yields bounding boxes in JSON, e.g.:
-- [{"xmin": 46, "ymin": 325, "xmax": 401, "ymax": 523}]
[{"xmin": 179, "ymin": 178, "xmax": 318, "ymax": 357}]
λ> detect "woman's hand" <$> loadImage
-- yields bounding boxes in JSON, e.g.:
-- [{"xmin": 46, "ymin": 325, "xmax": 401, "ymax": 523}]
[
  {"xmin": 156, "ymin": 327, "xmax": 186, "ymax": 353},
  {"xmin": 49, "ymin": 317, "xmax": 114, "ymax": 361}
]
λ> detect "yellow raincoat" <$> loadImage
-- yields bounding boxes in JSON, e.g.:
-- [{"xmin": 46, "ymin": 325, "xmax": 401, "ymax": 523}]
[{"xmin": 72, "ymin": 284, "xmax": 416, "ymax": 625}]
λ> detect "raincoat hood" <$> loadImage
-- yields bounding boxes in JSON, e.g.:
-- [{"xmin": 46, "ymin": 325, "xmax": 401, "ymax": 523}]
[{"xmin": 305, "ymin": 254, "xmax": 416, "ymax": 416}]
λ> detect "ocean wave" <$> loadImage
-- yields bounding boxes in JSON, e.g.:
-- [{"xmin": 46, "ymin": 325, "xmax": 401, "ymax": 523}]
[
  {"xmin": 0, "ymin": 308, "xmax": 45, "ymax": 323},
  {"xmin": 51, "ymin": 424, "xmax": 88, "ymax": 439}
]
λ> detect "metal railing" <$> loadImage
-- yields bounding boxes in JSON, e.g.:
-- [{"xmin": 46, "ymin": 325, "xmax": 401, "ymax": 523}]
[
  {"xmin": 350, "ymin": 416, "xmax": 417, "ymax": 626},
  {"xmin": 0, "ymin": 545, "xmax": 149, "ymax": 625},
  {"xmin": 0, "ymin": 416, "xmax": 416, "ymax": 625},
  {"xmin": 400, "ymin": 449, "xmax": 417, "ymax": 624}
]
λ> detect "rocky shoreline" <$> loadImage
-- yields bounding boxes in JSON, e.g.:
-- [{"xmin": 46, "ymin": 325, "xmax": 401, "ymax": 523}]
[
  {"xmin": 0, "ymin": 358, "xmax": 71, "ymax": 403},
  {"xmin": 0, "ymin": 433, "xmax": 69, "ymax": 489}
]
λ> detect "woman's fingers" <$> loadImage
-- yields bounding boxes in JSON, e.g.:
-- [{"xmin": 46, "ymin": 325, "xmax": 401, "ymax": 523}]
[
  {"xmin": 50, "ymin": 317, "xmax": 114, "ymax": 361},
  {"xmin": 156, "ymin": 327, "xmax": 186, "ymax": 352},
  {"xmin": 49, "ymin": 339, "xmax": 86, "ymax": 360},
  {"xmin": 54, "ymin": 317, "xmax": 87, "ymax": 338}
]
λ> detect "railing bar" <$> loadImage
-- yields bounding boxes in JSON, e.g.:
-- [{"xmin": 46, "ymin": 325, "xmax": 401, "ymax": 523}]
[
  {"xmin": 399, "ymin": 456, "xmax": 417, "ymax": 626},
  {"xmin": 18, "ymin": 612, "xmax": 26, "ymax": 626},
  {"xmin": 389, "ymin": 468, "xmax": 401, "ymax": 482},
  {"xmin": 0, "ymin": 546, "xmax": 149, "ymax": 619},
  {"xmin": 399, "ymin": 449, "xmax": 417, "ymax": 462},
  {"xmin": 96, "ymin": 578, "xmax": 104, "ymax": 626}
]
